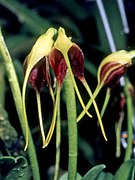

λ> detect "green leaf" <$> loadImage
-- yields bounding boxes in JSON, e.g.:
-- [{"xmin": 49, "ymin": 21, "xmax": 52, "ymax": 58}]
[
  {"xmin": 82, "ymin": 164, "xmax": 106, "ymax": 180},
  {"xmin": 0, "ymin": 156, "xmax": 29, "ymax": 180},
  {"xmin": 114, "ymin": 159, "xmax": 135, "ymax": 180},
  {"xmin": 0, "ymin": 0, "xmax": 53, "ymax": 35},
  {"xmin": 59, "ymin": 0, "xmax": 89, "ymax": 20},
  {"xmin": 97, "ymin": 172, "xmax": 113, "ymax": 180},
  {"xmin": 6, "ymin": 35, "xmax": 35, "ymax": 57},
  {"xmin": 59, "ymin": 172, "xmax": 82, "ymax": 180},
  {"xmin": 84, "ymin": 57, "xmax": 97, "ymax": 78}
]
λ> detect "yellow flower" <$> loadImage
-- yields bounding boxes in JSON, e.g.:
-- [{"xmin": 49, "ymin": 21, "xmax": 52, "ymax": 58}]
[{"xmin": 22, "ymin": 28, "xmax": 57, "ymax": 150}]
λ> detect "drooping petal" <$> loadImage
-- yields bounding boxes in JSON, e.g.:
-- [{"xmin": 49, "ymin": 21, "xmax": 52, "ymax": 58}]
[
  {"xmin": 68, "ymin": 44, "xmax": 84, "ymax": 81},
  {"xmin": 49, "ymin": 48, "xmax": 68, "ymax": 87}
]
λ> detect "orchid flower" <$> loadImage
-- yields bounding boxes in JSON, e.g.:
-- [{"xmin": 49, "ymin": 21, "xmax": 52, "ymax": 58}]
[
  {"xmin": 22, "ymin": 28, "xmax": 57, "ymax": 150},
  {"xmin": 49, "ymin": 27, "xmax": 107, "ymax": 142},
  {"xmin": 78, "ymin": 50, "xmax": 135, "ymax": 127}
]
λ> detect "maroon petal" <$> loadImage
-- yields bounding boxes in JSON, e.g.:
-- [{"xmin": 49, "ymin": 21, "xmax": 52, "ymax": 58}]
[
  {"xmin": 68, "ymin": 44, "xmax": 84, "ymax": 81},
  {"xmin": 23, "ymin": 57, "xmax": 49, "ymax": 91},
  {"xmin": 49, "ymin": 48, "xmax": 68, "ymax": 87}
]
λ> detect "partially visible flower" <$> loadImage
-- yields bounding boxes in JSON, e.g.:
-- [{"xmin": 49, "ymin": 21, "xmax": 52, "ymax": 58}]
[
  {"xmin": 98, "ymin": 50, "xmax": 133, "ymax": 88},
  {"xmin": 22, "ymin": 28, "xmax": 57, "ymax": 150},
  {"xmin": 78, "ymin": 50, "xmax": 135, "ymax": 129}
]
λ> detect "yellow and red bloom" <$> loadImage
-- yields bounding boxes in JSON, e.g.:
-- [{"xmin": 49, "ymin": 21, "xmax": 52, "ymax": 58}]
[{"xmin": 22, "ymin": 28, "xmax": 57, "ymax": 150}]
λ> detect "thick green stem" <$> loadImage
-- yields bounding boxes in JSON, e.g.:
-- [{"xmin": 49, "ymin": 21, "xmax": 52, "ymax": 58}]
[
  {"xmin": 54, "ymin": 91, "xmax": 61, "ymax": 180},
  {"xmin": 0, "ymin": 29, "xmax": 40, "ymax": 180},
  {"xmin": 64, "ymin": 71, "xmax": 78, "ymax": 180},
  {"xmin": 115, "ymin": 111, "xmax": 124, "ymax": 158},
  {"xmin": 124, "ymin": 78, "xmax": 133, "ymax": 161}
]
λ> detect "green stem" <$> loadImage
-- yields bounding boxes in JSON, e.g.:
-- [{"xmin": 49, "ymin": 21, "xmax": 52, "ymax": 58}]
[
  {"xmin": 0, "ymin": 62, "xmax": 5, "ymax": 107},
  {"xmin": 64, "ymin": 53, "xmax": 92, "ymax": 119},
  {"xmin": 115, "ymin": 111, "xmax": 124, "ymax": 158},
  {"xmin": 100, "ymin": 88, "xmax": 110, "ymax": 118},
  {"xmin": 124, "ymin": 78, "xmax": 133, "ymax": 161},
  {"xmin": 0, "ymin": 28, "xmax": 40, "ymax": 180},
  {"xmin": 64, "ymin": 71, "xmax": 78, "ymax": 180},
  {"xmin": 54, "ymin": 90, "xmax": 61, "ymax": 180}
]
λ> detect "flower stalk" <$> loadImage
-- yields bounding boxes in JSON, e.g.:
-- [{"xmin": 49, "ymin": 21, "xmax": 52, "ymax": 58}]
[
  {"xmin": 0, "ymin": 28, "xmax": 40, "ymax": 180},
  {"xmin": 124, "ymin": 78, "xmax": 133, "ymax": 161},
  {"xmin": 54, "ymin": 89, "xmax": 61, "ymax": 180},
  {"xmin": 64, "ymin": 71, "xmax": 78, "ymax": 180}
]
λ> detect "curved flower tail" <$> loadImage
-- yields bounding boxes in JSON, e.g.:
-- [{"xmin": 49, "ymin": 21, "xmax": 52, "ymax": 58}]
[
  {"xmin": 77, "ymin": 84, "xmax": 101, "ymax": 122},
  {"xmin": 35, "ymin": 90, "xmax": 46, "ymax": 147},
  {"xmin": 22, "ymin": 72, "xmax": 30, "ymax": 151},
  {"xmin": 81, "ymin": 79, "xmax": 107, "ymax": 141},
  {"xmin": 64, "ymin": 53, "xmax": 92, "ymax": 119},
  {"xmin": 43, "ymin": 86, "xmax": 60, "ymax": 148}
]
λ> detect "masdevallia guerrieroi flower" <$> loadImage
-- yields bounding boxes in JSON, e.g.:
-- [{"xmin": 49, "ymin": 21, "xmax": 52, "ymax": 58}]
[
  {"xmin": 49, "ymin": 27, "xmax": 107, "ymax": 142},
  {"xmin": 78, "ymin": 50, "xmax": 135, "ymax": 127},
  {"xmin": 22, "ymin": 28, "xmax": 57, "ymax": 150}
]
